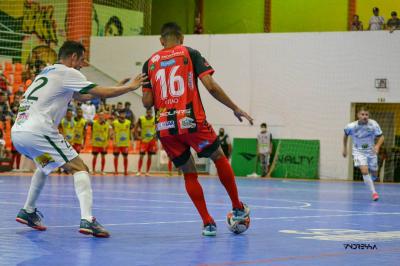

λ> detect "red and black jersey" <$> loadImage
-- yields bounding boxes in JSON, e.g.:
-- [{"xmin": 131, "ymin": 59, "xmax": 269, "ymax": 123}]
[{"xmin": 142, "ymin": 45, "xmax": 214, "ymax": 137}]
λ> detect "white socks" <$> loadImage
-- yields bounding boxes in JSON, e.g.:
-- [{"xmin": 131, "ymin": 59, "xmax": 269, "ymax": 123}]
[
  {"xmin": 24, "ymin": 169, "xmax": 47, "ymax": 213},
  {"xmin": 362, "ymin": 174, "xmax": 376, "ymax": 194},
  {"xmin": 73, "ymin": 171, "xmax": 93, "ymax": 221}
]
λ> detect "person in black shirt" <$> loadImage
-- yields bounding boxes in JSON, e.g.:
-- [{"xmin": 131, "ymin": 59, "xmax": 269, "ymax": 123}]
[{"xmin": 218, "ymin": 128, "xmax": 232, "ymax": 159}]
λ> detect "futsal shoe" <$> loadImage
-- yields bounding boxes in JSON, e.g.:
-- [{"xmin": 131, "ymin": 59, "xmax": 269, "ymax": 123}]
[
  {"xmin": 16, "ymin": 208, "xmax": 47, "ymax": 231},
  {"xmin": 79, "ymin": 217, "xmax": 110, "ymax": 238},
  {"xmin": 202, "ymin": 223, "xmax": 217, "ymax": 236},
  {"xmin": 372, "ymin": 192, "xmax": 379, "ymax": 201},
  {"xmin": 136, "ymin": 172, "xmax": 142, "ymax": 176},
  {"xmin": 232, "ymin": 203, "xmax": 250, "ymax": 222}
]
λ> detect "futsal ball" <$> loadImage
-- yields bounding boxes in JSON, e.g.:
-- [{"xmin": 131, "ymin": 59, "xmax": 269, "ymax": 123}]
[{"xmin": 226, "ymin": 212, "xmax": 250, "ymax": 234}]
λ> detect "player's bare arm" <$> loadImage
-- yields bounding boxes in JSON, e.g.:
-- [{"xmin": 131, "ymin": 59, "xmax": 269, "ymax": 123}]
[
  {"xmin": 89, "ymin": 74, "xmax": 148, "ymax": 98},
  {"xmin": 374, "ymin": 135, "xmax": 384, "ymax": 154},
  {"xmin": 200, "ymin": 74, "xmax": 253, "ymax": 125},
  {"xmin": 134, "ymin": 119, "xmax": 142, "ymax": 140},
  {"xmin": 342, "ymin": 134, "xmax": 348, "ymax": 157}
]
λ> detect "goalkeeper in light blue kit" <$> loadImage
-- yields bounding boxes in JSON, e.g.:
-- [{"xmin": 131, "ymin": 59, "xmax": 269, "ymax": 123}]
[{"xmin": 342, "ymin": 107, "xmax": 384, "ymax": 201}]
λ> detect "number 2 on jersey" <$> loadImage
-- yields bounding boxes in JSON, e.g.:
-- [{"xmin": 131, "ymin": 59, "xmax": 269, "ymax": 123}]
[
  {"xmin": 155, "ymin": 66, "xmax": 184, "ymax": 99},
  {"xmin": 26, "ymin": 77, "xmax": 48, "ymax": 101}
]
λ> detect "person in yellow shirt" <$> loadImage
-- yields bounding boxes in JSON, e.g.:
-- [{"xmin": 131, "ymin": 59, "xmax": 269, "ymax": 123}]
[
  {"xmin": 59, "ymin": 109, "xmax": 75, "ymax": 144},
  {"xmin": 91, "ymin": 111, "xmax": 111, "ymax": 174},
  {"xmin": 112, "ymin": 111, "xmax": 134, "ymax": 175},
  {"xmin": 134, "ymin": 108, "xmax": 157, "ymax": 176},
  {"xmin": 72, "ymin": 108, "xmax": 87, "ymax": 153}
]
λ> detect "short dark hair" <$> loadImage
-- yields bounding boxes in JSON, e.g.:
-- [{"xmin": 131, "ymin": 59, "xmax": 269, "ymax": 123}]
[
  {"xmin": 391, "ymin": 11, "xmax": 397, "ymax": 16},
  {"xmin": 58, "ymin": 41, "xmax": 85, "ymax": 60},
  {"xmin": 373, "ymin": 7, "xmax": 379, "ymax": 12},
  {"xmin": 261, "ymin": 123, "xmax": 267, "ymax": 128},
  {"xmin": 105, "ymin": 16, "xmax": 123, "ymax": 36},
  {"xmin": 161, "ymin": 22, "xmax": 182, "ymax": 38},
  {"xmin": 357, "ymin": 106, "xmax": 369, "ymax": 113}
]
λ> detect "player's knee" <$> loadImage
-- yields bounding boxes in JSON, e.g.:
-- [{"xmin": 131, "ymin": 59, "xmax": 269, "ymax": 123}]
[{"xmin": 65, "ymin": 157, "xmax": 89, "ymax": 174}]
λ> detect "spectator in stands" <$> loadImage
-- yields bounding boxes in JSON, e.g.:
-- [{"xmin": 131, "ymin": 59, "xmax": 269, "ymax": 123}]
[
  {"xmin": 81, "ymin": 100, "xmax": 96, "ymax": 123},
  {"xmin": 0, "ymin": 92, "xmax": 10, "ymax": 121},
  {"xmin": 351, "ymin": 15, "xmax": 363, "ymax": 31},
  {"xmin": 218, "ymin": 128, "xmax": 232, "ymax": 159},
  {"xmin": 387, "ymin": 11, "xmax": 400, "ymax": 33},
  {"xmin": 368, "ymin": 7, "xmax": 385, "ymax": 31},
  {"xmin": 116, "ymin": 102, "xmax": 124, "ymax": 115},
  {"xmin": 0, "ymin": 71, "xmax": 8, "ymax": 92},
  {"xmin": 124, "ymin": 101, "xmax": 135, "ymax": 122},
  {"xmin": 194, "ymin": 15, "xmax": 203, "ymax": 34},
  {"xmin": 0, "ymin": 129, "xmax": 5, "ymax": 158}
]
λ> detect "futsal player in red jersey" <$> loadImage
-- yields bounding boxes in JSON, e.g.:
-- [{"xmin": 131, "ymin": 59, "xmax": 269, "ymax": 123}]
[{"xmin": 142, "ymin": 22, "xmax": 253, "ymax": 236}]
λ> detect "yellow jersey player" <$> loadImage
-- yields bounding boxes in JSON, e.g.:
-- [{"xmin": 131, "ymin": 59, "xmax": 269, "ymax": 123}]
[
  {"xmin": 91, "ymin": 111, "xmax": 111, "ymax": 174},
  {"xmin": 72, "ymin": 108, "xmax": 87, "ymax": 153},
  {"xmin": 134, "ymin": 108, "xmax": 157, "ymax": 176},
  {"xmin": 112, "ymin": 111, "xmax": 133, "ymax": 175},
  {"xmin": 59, "ymin": 109, "xmax": 75, "ymax": 144}
]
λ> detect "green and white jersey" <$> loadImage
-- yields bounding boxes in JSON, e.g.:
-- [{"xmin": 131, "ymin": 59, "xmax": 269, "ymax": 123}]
[{"xmin": 12, "ymin": 64, "xmax": 96, "ymax": 134}]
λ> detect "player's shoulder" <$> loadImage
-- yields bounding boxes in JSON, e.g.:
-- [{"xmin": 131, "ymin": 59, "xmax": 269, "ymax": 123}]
[
  {"xmin": 368, "ymin": 119, "xmax": 380, "ymax": 126},
  {"xmin": 345, "ymin": 121, "xmax": 358, "ymax": 128},
  {"xmin": 184, "ymin": 46, "xmax": 201, "ymax": 57}
]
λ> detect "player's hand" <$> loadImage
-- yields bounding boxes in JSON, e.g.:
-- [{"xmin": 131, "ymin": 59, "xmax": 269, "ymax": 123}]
[
  {"xmin": 342, "ymin": 149, "xmax": 347, "ymax": 158},
  {"xmin": 116, "ymin": 78, "xmax": 131, "ymax": 86},
  {"xmin": 374, "ymin": 145, "xmax": 380, "ymax": 154},
  {"xmin": 233, "ymin": 108, "xmax": 253, "ymax": 125},
  {"xmin": 128, "ymin": 73, "xmax": 149, "ymax": 90}
]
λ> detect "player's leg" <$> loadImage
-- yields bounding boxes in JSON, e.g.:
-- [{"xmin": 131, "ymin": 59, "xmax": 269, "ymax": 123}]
[
  {"xmin": 113, "ymin": 147, "xmax": 120, "ymax": 175},
  {"xmin": 260, "ymin": 153, "xmax": 267, "ymax": 177},
  {"xmin": 168, "ymin": 160, "xmax": 173, "ymax": 176},
  {"xmin": 355, "ymin": 152, "xmax": 378, "ymax": 201},
  {"xmin": 193, "ymin": 125, "xmax": 250, "ymax": 222},
  {"xmin": 16, "ymin": 168, "xmax": 48, "ymax": 230},
  {"xmin": 137, "ymin": 153, "xmax": 144, "ymax": 176},
  {"xmin": 160, "ymin": 136, "xmax": 215, "ymax": 236},
  {"xmin": 63, "ymin": 156, "xmax": 109, "ymax": 237},
  {"xmin": 145, "ymin": 153, "xmax": 152, "ymax": 176},
  {"xmin": 122, "ymin": 148, "xmax": 128, "ymax": 175},
  {"xmin": 100, "ymin": 150, "xmax": 107, "ymax": 174},
  {"xmin": 368, "ymin": 154, "xmax": 379, "ymax": 201},
  {"xmin": 92, "ymin": 150, "xmax": 99, "ymax": 173}
]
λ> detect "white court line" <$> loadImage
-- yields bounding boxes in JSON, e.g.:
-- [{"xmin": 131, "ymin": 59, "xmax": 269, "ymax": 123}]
[{"xmin": 1, "ymin": 212, "xmax": 400, "ymax": 231}]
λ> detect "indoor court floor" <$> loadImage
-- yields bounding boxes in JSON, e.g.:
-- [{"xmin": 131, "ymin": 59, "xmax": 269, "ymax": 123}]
[{"xmin": 0, "ymin": 174, "xmax": 399, "ymax": 266}]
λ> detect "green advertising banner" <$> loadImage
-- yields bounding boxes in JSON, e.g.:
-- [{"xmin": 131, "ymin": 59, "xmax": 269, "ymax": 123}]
[{"xmin": 231, "ymin": 138, "xmax": 320, "ymax": 179}]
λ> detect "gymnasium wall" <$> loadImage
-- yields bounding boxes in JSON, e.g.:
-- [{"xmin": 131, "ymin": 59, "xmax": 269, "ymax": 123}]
[
  {"xmin": 270, "ymin": 0, "xmax": 348, "ymax": 32},
  {"xmin": 90, "ymin": 31, "xmax": 400, "ymax": 179}
]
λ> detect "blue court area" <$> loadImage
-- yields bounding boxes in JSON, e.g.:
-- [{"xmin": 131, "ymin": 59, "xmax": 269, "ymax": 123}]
[{"xmin": 0, "ymin": 174, "xmax": 399, "ymax": 266}]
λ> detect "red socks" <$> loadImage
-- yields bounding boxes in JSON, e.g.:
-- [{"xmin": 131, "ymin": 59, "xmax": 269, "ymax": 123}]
[
  {"xmin": 215, "ymin": 156, "xmax": 242, "ymax": 209},
  {"xmin": 114, "ymin": 157, "xmax": 118, "ymax": 173},
  {"xmin": 101, "ymin": 156, "xmax": 106, "ymax": 172},
  {"xmin": 92, "ymin": 155, "xmax": 97, "ymax": 171},
  {"xmin": 146, "ymin": 157, "xmax": 152, "ymax": 172},
  {"xmin": 123, "ymin": 156, "xmax": 128, "ymax": 173},
  {"xmin": 138, "ymin": 157, "xmax": 143, "ymax": 172},
  {"xmin": 168, "ymin": 160, "xmax": 173, "ymax": 172},
  {"xmin": 184, "ymin": 173, "xmax": 214, "ymax": 225}
]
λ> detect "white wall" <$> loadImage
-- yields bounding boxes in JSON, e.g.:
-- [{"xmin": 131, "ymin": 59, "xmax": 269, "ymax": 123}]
[{"xmin": 90, "ymin": 32, "xmax": 400, "ymax": 179}]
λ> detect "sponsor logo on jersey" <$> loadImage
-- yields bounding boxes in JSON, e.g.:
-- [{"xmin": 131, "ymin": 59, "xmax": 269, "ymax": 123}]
[
  {"xmin": 160, "ymin": 59, "xmax": 176, "ymax": 68},
  {"xmin": 150, "ymin": 64, "xmax": 155, "ymax": 70},
  {"xmin": 16, "ymin": 113, "xmax": 29, "ymax": 125},
  {"xmin": 159, "ymin": 109, "xmax": 191, "ymax": 118},
  {"xmin": 198, "ymin": 140, "xmax": 210, "ymax": 149},
  {"xmin": 179, "ymin": 117, "xmax": 196, "ymax": 129},
  {"xmin": 156, "ymin": 121, "xmax": 175, "ymax": 131},
  {"xmin": 161, "ymin": 51, "xmax": 185, "ymax": 60},
  {"xmin": 151, "ymin": 54, "xmax": 160, "ymax": 63},
  {"xmin": 35, "ymin": 153, "xmax": 55, "ymax": 168},
  {"xmin": 188, "ymin": 72, "xmax": 194, "ymax": 90}
]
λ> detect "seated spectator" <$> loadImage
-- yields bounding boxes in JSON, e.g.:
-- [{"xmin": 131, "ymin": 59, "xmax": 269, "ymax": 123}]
[
  {"xmin": 0, "ymin": 129, "xmax": 5, "ymax": 158},
  {"xmin": 0, "ymin": 71, "xmax": 8, "ymax": 92},
  {"xmin": 124, "ymin": 101, "xmax": 135, "ymax": 122},
  {"xmin": 369, "ymin": 7, "xmax": 385, "ymax": 30},
  {"xmin": 387, "ymin": 11, "xmax": 400, "ymax": 33},
  {"xmin": 351, "ymin": 15, "xmax": 363, "ymax": 31}
]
